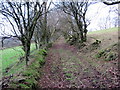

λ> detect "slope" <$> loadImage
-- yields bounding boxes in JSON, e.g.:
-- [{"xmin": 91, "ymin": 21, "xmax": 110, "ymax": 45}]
[{"xmin": 38, "ymin": 27, "xmax": 119, "ymax": 88}]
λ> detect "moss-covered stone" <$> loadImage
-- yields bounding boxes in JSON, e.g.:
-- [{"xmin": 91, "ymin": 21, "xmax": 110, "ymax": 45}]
[
  {"xmin": 95, "ymin": 50, "xmax": 105, "ymax": 58},
  {"xmin": 105, "ymin": 52, "xmax": 117, "ymax": 61},
  {"xmin": 95, "ymin": 43, "xmax": 118, "ymax": 61}
]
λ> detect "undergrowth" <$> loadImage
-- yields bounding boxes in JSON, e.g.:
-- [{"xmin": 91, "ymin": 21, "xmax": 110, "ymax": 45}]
[
  {"xmin": 95, "ymin": 43, "xmax": 118, "ymax": 61},
  {"xmin": 7, "ymin": 49, "xmax": 47, "ymax": 89}
]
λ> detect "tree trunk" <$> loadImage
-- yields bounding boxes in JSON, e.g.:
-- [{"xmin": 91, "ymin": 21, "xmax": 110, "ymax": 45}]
[
  {"xmin": 1, "ymin": 39, "xmax": 4, "ymax": 48},
  {"xmin": 77, "ymin": 22, "xmax": 84, "ymax": 43},
  {"xmin": 84, "ymin": 32, "xmax": 87, "ymax": 42},
  {"xmin": 83, "ymin": 26, "xmax": 87, "ymax": 42},
  {"xmin": 44, "ymin": 2, "xmax": 48, "ymax": 45},
  {"xmin": 25, "ymin": 40, "xmax": 31, "ymax": 66},
  {"xmin": 21, "ymin": 39, "xmax": 31, "ymax": 66},
  {"xmin": 34, "ymin": 37, "xmax": 38, "ymax": 49},
  {"xmin": 80, "ymin": 31, "xmax": 84, "ymax": 43}
]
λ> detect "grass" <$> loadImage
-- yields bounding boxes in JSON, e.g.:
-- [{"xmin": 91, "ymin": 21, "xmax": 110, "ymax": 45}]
[
  {"xmin": 88, "ymin": 27, "xmax": 118, "ymax": 34},
  {"xmin": 9, "ymin": 49, "xmax": 46, "ymax": 89},
  {"xmin": 82, "ymin": 27, "xmax": 118, "ymax": 75},
  {"xmin": 87, "ymin": 27, "xmax": 118, "ymax": 50},
  {"xmin": 65, "ymin": 73, "xmax": 74, "ymax": 81},
  {"xmin": 65, "ymin": 73, "xmax": 73, "ymax": 77},
  {"xmin": 4, "ymin": 60, "xmax": 26, "ymax": 76},
  {"xmin": 66, "ymin": 78, "xmax": 73, "ymax": 81},
  {"xmin": 1, "ymin": 46, "xmax": 46, "ymax": 89},
  {"xmin": 1, "ymin": 43, "xmax": 36, "ymax": 74}
]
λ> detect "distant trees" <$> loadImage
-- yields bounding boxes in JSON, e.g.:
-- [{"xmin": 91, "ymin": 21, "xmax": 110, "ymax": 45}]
[
  {"xmin": 0, "ymin": 1, "xmax": 46, "ymax": 65},
  {"xmin": 98, "ymin": 4, "xmax": 119, "ymax": 30},
  {"xmin": 47, "ymin": 9, "xmax": 74, "ymax": 42},
  {"xmin": 113, "ymin": 8, "xmax": 120, "ymax": 27},
  {"xmin": 47, "ymin": 9, "xmax": 63, "ymax": 42},
  {"xmin": 33, "ymin": 2, "xmax": 60, "ymax": 50},
  {"xmin": 59, "ymin": 1, "xmax": 90, "ymax": 43},
  {"xmin": 98, "ymin": 8, "xmax": 112, "ymax": 30},
  {"xmin": 34, "ymin": 5, "xmax": 66, "ymax": 49},
  {"xmin": 34, "ymin": 2, "xmax": 49, "ymax": 49},
  {"xmin": 103, "ymin": 0, "xmax": 120, "ymax": 28}
]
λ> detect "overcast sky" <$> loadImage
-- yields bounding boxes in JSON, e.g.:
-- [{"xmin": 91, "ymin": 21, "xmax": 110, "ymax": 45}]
[
  {"xmin": 0, "ymin": 1, "xmax": 118, "ymax": 36},
  {"xmin": 86, "ymin": 2, "xmax": 118, "ymax": 31}
]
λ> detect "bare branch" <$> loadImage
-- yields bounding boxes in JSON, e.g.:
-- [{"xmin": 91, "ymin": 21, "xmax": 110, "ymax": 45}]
[{"xmin": 103, "ymin": 1, "xmax": 120, "ymax": 5}]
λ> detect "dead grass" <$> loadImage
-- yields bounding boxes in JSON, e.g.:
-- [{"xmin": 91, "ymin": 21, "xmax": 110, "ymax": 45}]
[{"xmin": 87, "ymin": 27, "xmax": 118, "ymax": 49}]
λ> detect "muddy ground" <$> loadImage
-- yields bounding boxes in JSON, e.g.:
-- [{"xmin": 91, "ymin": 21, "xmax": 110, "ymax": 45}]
[{"xmin": 38, "ymin": 37, "xmax": 119, "ymax": 88}]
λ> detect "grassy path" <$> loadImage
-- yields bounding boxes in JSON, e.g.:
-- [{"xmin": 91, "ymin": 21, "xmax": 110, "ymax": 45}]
[{"xmin": 38, "ymin": 37, "xmax": 119, "ymax": 88}]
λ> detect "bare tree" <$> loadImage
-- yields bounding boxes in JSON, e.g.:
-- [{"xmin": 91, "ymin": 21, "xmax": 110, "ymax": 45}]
[
  {"xmin": 0, "ymin": 1, "xmax": 45, "ymax": 65},
  {"xmin": 47, "ymin": 8, "xmax": 77, "ymax": 42},
  {"xmin": 59, "ymin": 1, "xmax": 90, "ymax": 43},
  {"xmin": 33, "ymin": 1, "xmax": 52, "ymax": 49},
  {"xmin": 113, "ymin": 8, "xmax": 120, "ymax": 27}
]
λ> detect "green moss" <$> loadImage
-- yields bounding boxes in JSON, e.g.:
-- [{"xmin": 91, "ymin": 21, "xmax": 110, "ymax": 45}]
[
  {"xmin": 66, "ymin": 78, "xmax": 73, "ymax": 81},
  {"xmin": 105, "ymin": 52, "xmax": 117, "ymax": 61},
  {"xmin": 25, "ymin": 78, "xmax": 36, "ymax": 84},
  {"xmin": 30, "ymin": 61, "xmax": 40, "ymax": 69},
  {"xmin": 36, "ymin": 54, "xmax": 45, "ymax": 66},
  {"xmin": 8, "ymin": 49, "xmax": 46, "ymax": 89},
  {"xmin": 23, "ymin": 69, "xmax": 38, "ymax": 77},
  {"xmin": 95, "ymin": 45, "xmax": 118, "ymax": 61},
  {"xmin": 18, "ymin": 83, "xmax": 30, "ymax": 89},
  {"xmin": 65, "ymin": 73, "xmax": 72, "ymax": 77},
  {"xmin": 63, "ymin": 68, "xmax": 69, "ymax": 71},
  {"xmin": 24, "ymin": 78, "xmax": 37, "ymax": 88},
  {"xmin": 95, "ymin": 50, "xmax": 105, "ymax": 58},
  {"xmin": 20, "ymin": 49, "xmax": 46, "ymax": 88},
  {"xmin": 65, "ymin": 73, "xmax": 74, "ymax": 79},
  {"xmin": 38, "ymin": 49, "xmax": 47, "ymax": 56}
]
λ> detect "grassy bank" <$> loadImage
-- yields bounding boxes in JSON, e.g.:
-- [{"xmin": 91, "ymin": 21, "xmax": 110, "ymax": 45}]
[
  {"xmin": 1, "ymin": 43, "xmax": 36, "ymax": 75},
  {"xmin": 88, "ymin": 27, "xmax": 118, "ymax": 34},
  {"xmin": 3, "ymin": 49, "xmax": 47, "ymax": 89}
]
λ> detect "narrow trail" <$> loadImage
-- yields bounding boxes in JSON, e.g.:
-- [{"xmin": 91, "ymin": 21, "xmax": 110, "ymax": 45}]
[{"xmin": 38, "ymin": 37, "xmax": 119, "ymax": 88}]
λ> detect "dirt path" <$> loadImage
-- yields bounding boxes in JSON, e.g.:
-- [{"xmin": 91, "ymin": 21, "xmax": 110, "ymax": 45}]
[{"xmin": 38, "ymin": 37, "xmax": 119, "ymax": 88}]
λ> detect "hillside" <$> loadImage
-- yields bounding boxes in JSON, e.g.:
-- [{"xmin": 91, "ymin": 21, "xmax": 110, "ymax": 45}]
[
  {"xmin": 1, "ymin": 1, "xmax": 119, "ymax": 89},
  {"xmin": 38, "ymin": 27, "xmax": 119, "ymax": 88},
  {"xmin": 88, "ymin": 27, "xmax": 118, "ymax": 49},
  {"xmin": 1, "ymin": 27, "xmax": 119, "ymax": 89}
]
